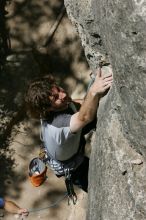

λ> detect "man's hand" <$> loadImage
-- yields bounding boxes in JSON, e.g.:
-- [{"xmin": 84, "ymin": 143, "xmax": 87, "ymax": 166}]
[
  {"xmin": 17, "ymin": 208, "xmax": 29, "ymax": 217},
  {"xmin": 90, "ymin": 68, "xmax": 113, "ymax": 96},
  {"xmin": 70, "ymin": 67, "xmax": 113, "ymax": 133},
  {"xmin": 4, "ymin": 200, "xmax": 29, "ymax": 217}
]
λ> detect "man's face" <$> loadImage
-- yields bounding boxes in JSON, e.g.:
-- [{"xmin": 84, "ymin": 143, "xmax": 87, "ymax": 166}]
[{"xmin": 48, "ymin": 85, "xmax": 72, "ymax": 111}]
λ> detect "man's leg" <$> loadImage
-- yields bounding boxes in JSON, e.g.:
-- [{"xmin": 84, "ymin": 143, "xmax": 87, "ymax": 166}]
[{"xmin": 71, "ymin": 156, "xmax": 89, "ymax": 192}]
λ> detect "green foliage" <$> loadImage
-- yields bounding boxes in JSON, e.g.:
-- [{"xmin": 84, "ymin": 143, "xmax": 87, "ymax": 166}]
[{"xmin": 0, "ymin": 0, "xmax": 11, "ymax": 70}]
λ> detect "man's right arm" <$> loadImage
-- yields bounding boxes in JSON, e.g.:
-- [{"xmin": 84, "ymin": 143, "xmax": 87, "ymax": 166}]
[
  {"xmin": 70, "ymin": 68, "xmax": 113, "ymax": 133},
  {"xmin": 3, "ymin": 200, "xmax": 29, "ymax": 216}
]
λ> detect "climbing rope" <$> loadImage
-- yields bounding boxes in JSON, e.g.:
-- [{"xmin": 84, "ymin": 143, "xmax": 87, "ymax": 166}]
[
  {"xmin": 43, "ymin": 4, "xmax": 66, "ymax": 47},
  {"xmin": 14, "ymin": 193, "xmax": 68, "ymax": 219},
  {"xmin": 28, "ymin": 192, "xmax": 68, "ymax": 214}
]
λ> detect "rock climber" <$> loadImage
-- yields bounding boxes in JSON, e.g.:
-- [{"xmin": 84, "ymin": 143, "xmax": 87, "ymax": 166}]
[{"xmin": 25, "ymin": 68, "xmax": 113, "ymax": 192}]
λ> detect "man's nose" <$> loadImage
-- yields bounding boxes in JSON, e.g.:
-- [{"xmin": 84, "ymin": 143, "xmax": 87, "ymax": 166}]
[{"xmin": 59, "ymin": 92, "xmax": 66, "ymax": 100}]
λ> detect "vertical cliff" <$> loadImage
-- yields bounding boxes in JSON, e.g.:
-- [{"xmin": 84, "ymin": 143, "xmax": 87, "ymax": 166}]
[{"xmin": 64, "ymin": 0, "xmax": 146, "ymax": 219}]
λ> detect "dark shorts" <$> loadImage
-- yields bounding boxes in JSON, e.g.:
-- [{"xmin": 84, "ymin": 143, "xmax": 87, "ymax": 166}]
[
  {"xmin": 56, "ymin": 156, "xmax": 89, "ymax": 192},
  {"xmin": 71, "ymin": 156, "xmax": 89, "ymax": 192}
]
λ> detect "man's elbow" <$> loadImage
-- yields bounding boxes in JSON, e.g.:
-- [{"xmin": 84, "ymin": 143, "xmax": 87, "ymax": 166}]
[{"xmin": 78, "ymin": 113, "xmax": 94, "ymax": 124}]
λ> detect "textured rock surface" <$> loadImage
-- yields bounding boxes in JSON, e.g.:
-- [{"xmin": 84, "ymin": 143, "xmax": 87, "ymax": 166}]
[{"xmin": 64, "ymin": 0, "xmax": 146, "ymax": 219}]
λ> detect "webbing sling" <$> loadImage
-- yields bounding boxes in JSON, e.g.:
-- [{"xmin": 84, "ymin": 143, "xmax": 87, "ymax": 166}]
[{"xmin": 64, "ymin": 168, "xmax": 77, "ymax": 205}]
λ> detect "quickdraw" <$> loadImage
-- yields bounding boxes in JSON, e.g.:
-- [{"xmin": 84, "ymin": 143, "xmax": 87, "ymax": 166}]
[{"xmin": 64, "ymin": 168, "xmax": 77, "ymax": 205}]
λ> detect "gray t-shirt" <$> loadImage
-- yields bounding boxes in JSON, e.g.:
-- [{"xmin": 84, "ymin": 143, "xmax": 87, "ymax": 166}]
[{"xmin": 41, "ymin": 105, "xmax": 82, "ymax": 161}]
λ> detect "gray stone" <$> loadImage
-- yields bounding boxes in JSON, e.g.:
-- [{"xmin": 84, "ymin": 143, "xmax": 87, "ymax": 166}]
[{"xmin": 64, "ymin": 0, "xmax": 146, "ymax": 219}]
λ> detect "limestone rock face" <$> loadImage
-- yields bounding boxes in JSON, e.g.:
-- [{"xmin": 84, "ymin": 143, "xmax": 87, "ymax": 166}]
[{"xmin": 64, "ymin": 0, "xmax": 146, "ymax": 219}]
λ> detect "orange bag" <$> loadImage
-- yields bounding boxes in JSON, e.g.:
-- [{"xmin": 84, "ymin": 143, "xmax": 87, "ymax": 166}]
[{"xmin": 29, "ymin": 158, "xmax": 47, "ymax": 187}]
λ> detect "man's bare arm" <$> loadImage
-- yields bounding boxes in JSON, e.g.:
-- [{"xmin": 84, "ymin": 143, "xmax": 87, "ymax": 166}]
[
  {"xmin": 4, "ymin": 200, "xmax": 29, "ymax": 216},
  {"xmin": 70, "ymin": 68, "xmax": 113, "ymax": 133}
]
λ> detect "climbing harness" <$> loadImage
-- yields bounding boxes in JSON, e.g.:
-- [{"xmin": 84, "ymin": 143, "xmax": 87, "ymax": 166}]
[
  {"xmin": 39, "ymin": 146, "xmax": 79, "ymax": 205},
  {"xmin": 40, "ymin": 145, "xmax": 80, "ymax": 205},
  {"xmin": 29, "ymin": 145, "xmax": 79, "ymax": 205},
  {"xmin": 29, "ymin": 154, "xmax": 79, "ymax": 205}
]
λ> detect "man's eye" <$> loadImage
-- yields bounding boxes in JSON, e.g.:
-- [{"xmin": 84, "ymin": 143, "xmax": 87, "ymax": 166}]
[{"xmin": 53, "ymin": 94, "xmax": 59, "ymax": 100}]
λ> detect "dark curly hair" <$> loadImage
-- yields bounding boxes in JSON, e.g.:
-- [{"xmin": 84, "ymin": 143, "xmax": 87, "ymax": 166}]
[{"xmin": 25, "ymin": 75, "xmax": 56, "ymax": 118}]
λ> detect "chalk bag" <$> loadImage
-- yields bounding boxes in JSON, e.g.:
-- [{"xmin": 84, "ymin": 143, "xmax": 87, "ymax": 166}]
[{"xmin": 29, "ymin": 157, "xmax": 47, "ymax": 187}]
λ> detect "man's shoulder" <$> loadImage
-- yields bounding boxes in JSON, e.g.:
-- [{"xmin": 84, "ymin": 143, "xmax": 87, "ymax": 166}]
[
  {"xmin": 46, "ymin": 113, "xmax": 72, "ymax": 128},
  {"xmin": 46, "ymin": 108, "xmax": 75, "ymax": 128}
]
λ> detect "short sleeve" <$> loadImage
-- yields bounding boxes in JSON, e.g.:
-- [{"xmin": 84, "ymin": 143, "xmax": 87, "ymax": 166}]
[
  {"xmin": 51, "ymin": 114, "xmax": 71, "ymax": 127},
  {"xmin": 53, "ymin": 127, "xmax": 74, "ymax": 144},
  {"xmin": 0, "ymin": 198, "xmax": 5, "ymax": 208}
]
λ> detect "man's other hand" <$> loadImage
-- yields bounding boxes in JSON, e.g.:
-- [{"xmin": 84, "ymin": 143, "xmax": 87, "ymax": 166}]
[{"xmin": 90, "ymin": 68, "xmax": 113, "ymax": 96}]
